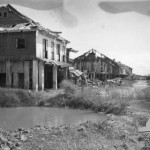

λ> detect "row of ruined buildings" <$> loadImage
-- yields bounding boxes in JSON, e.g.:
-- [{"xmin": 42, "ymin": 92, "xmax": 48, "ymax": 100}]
[
  {"xmin": 0, "ymin": 4, "xmax": 132, "ymax": 91},
  {"xmin": 73, "ymin": 49, "xmax": 132, "ymax": 81}
]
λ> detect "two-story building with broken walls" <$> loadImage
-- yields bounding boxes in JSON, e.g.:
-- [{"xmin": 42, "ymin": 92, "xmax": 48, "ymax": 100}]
[
  {"xmin": 74, "ymin": 49, "xmax": 116, "ymax": 81},
  {"xmin": 0, "ymin": 4, "xmax": 70, "ymax": 91}
]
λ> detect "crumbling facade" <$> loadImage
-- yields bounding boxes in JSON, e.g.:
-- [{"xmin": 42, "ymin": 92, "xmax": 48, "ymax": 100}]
[
  {"xmin": 74, "ymin": 49, "xmax": 132, "ymax": 81},
  {"xmin": 116, "ymin": 62, "xmax": 132, "ymax": 78},
  {"xmin": 0, "ymin": 4, "xmax": 70, "ymax": 90}
]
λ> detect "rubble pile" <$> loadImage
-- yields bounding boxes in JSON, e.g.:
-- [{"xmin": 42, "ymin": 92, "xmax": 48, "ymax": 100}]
[{"xmin": 0, "ymin": 128, "xmax": 30, "ymax": 150}]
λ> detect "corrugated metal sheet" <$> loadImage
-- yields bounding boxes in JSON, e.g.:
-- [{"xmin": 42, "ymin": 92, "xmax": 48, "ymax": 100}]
[
  {"xmin": 0, "ymin": 23, "xmax": 34, "ymax": 32},
  {"xmin": 69, "ymin": 69, "xmax": 83, "ymax": 77},
  {"xmin": 39, "ymin": 58, "xmax": 71, "ymax": 68}
]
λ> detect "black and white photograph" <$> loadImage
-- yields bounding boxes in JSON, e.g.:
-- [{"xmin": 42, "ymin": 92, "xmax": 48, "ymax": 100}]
[{"xmin": 0, "ymin": 0, "xmax": 150, "ymax": 149}]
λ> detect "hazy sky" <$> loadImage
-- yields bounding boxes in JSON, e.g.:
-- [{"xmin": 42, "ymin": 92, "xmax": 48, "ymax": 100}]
[{"xmin": 0, "ymin": 0, "xmax": 150, "ymax": 75}]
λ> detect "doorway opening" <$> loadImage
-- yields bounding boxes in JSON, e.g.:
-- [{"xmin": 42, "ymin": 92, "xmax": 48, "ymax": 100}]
[{"xmin": 44, "ymin": 65, "xmax": 53, "ymax": 89}]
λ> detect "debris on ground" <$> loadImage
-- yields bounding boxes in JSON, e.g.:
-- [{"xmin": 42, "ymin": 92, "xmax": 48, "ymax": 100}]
[{"xmin": 0, "ymin": 111, "xmax": 149, "ymax": 150}]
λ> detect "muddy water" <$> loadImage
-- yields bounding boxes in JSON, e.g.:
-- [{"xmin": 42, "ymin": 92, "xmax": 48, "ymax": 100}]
[{"xmin": 0, "ymin": 107, "xmax": 102, "ymax": 130}]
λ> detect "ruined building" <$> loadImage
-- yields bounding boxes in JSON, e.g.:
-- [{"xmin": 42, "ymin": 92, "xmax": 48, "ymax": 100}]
[
  {"xmin": 74, "ymin": 49, "xmax": 132, "ymax": 81},
  {"xmin": 0, "ymin": 4, "xmax": 71, "ymax": 90}
]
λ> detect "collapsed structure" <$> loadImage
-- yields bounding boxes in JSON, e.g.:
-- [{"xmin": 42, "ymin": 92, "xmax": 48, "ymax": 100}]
[
  {"xmin": 0, "ymin": 4, "xmax": 71, "ymax": 90},
  {"xmin": 74, "ymin": 49, "xmax": 132, "ymax": 81}
]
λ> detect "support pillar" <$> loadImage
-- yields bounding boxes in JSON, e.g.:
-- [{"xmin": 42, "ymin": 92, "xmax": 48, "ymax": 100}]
[
  {"xmin": 53, "ymin": 65, "xmax": 58, "ymax": 89},
  {"xmin": 13, "ymin": 72, "xmax": 18, "ymax": 88},
  {"xmin": 6, "ymin": 60, "xmax": 11, "ymax": 87},
  {"xmin": 24, "ymin": 61, "xmax": 29, "ymax": 89},
  {"xmin": 39, "ymin": 62, "xmax": 44, "ymax": 91},
  {"xmin": 64, "ymin": 68, "xmax": 68, "ymax": 79},
  {"xmin": 32, "ymin": 60, "xmax": 38, "ymax": 91},
  {"xmin": 80, "ymin": 61, "xmax": 82, "ymax": 70}
]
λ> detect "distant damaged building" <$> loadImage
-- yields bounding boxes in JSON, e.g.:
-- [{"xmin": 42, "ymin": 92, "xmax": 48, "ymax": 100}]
[
  {"xmin": 74, "ymin": 49, "xmax": 115, "ymax": 81},
  {"xmin": 74, "ymin": 49, "xmax": 132, "ymax": 81},
  {"xmin": 0, "ymin": 4, "xmax": 71, "ymax": 90},
  {"xmin": 116, "ymin": 62, "xmax": 132, "ymax": 78}
]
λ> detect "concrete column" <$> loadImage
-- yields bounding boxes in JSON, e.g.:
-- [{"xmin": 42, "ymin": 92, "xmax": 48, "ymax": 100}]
[
  {"xmin": 53, "ymin": 65, "xmax": 58, "ymax": 89},
  {"xmin": 32, "ymin": 60, "xmax": 38, "ymax": 91},
  {"xmin": 6, "ymin": 60, "xmax": 11, "ymax": 87},
  {"xmin": 39, "ymin": 62, "xmax": 44, "ymax": 91},
  {"xmin": 14, "ymin": 72, "xmax": 18, "ymax": 88},
  {"xmin": 64, "ymin": 68, "xmax": 68, "ymax": 79},
  {"xmin": 80, "ymin": 61, "xmax": 82, "ymax": 70},
  {"xmin": 24, "ymin": 61, "xmax": 29, "ymax": 89}
]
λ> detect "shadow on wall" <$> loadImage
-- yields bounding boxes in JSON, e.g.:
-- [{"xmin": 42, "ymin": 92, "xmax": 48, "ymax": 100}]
[{"xmin": 0, "ymin": 0, "xmax": 78, "ymax": 27}]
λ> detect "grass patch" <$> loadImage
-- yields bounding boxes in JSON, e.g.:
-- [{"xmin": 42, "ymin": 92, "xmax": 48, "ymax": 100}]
[
  {"xmin": 48, "ymin": 80, "xmax": 149, "ymax": 115},
  {"xmin": 136, "ymin": 87, "xmax": 150, "ymax": 100},
  {"xmin": 0, "ymin": 87, "xmax": 64, "ymax": 107},
  {"xmin": 45, "ymin": 80, "xmax": 133, "ymax": 115},
  {"xmin": 0, "ymin": 88, "xmax": 39, "ymax": 107}
]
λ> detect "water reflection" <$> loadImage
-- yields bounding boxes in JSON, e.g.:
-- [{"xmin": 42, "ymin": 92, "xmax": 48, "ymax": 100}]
[{"xmin": 0, "ymin": 107, "xmax": 101, "ymax": 130}]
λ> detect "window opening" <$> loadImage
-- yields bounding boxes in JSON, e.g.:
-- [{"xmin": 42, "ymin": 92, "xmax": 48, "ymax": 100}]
[
  {"xmin": 43, "ymin": 39, "xmax": 48, "ymax": 58},
  {"xmin": 51, "ymin": 41, "xmax": 54, "ymax": 60},
  {"xmin": 62, "ymin": 46, "xmax": 65, "ymax": 62},
  {"xmin": 56, "ymin": 44, "xmax": 60, "ymax": 61},
  {"xmin": 4, "ymin": 12, "xmax": 8, "ymax": 17},
  {"xmin": 16, "ymin": 38, "xmax": 26, "ymax": 49}
]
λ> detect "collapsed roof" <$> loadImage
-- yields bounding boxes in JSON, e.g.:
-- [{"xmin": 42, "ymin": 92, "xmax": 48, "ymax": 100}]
[
  {"xmin": 39, "ymin": 58, "xmax": 71, "ymax": 68},
  {"xmin": 69, "ymin": 68, "xmax": 83, "ymax": 77},
  {"xmin": 74, "ymin": 49, "xmax": 116, "ymax": 66},
  {"xmin": 0, "ymin": 4, "xmax": 69, "ymax": 43}
]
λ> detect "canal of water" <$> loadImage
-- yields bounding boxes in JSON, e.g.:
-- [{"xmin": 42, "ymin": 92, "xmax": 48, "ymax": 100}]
[{"xmin": 0, "ymin": 107, "xmax": 103, "ymax": 130}]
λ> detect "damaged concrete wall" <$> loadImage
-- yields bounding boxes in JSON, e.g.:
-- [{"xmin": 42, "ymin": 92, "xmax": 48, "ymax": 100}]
[
  {"xmin": 36, "ymin": 31, "xmax": 53, "ymax": 59},
  {"xmin": 0, "ymin": 31, "xmax": 36, "ymax": 59},
  {"xmin": 36, "ymin": 31, "xmax": 67, "ymax": 62}
]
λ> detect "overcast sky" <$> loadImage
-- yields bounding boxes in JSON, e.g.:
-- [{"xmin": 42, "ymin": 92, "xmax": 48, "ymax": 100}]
[{"xmin": 1, "ymin": 0, "xmax": 150, "ymax": 75}]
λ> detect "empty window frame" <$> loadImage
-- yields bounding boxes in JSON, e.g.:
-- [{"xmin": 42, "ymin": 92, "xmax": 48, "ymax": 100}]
[
  {"xmin": 0, "ymin": 12, "xmax": 2, "ymax": 17},
  {"xmin": 43, "ymin": 39, "xmax": 48, "ymax": 58},
  {"xmin": 56, "ymin": 44, "xmax": 60, "ymax": 61},
  {"xmin": 62, "ymin": 46, "xmax": 65, "ymax": 62},
  {"xmin": 4, "ymin": 12, "xmax": 8, "ymax": 17},
  {"xmin": 29, "ymin": 61, "xmax": 32, "ymax": 89},
  {"xmin": 16, "ymin": 38, "xmax": 26, "ymax": 49},
  {"xmin": 51, "ymin": 41, "xmax": 54, "ymax": 60},
  {"xmin": 62, "ymin": 55, "xmax": 65, "ymax": 62},
  {"xmin": 0, "ymin": 73, "xmax": 6, "ymax": 87}
]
